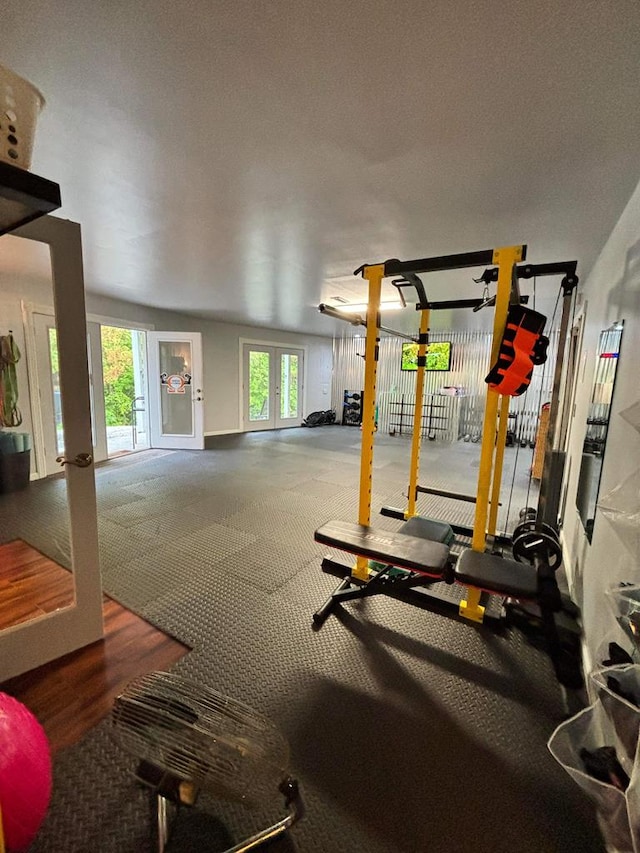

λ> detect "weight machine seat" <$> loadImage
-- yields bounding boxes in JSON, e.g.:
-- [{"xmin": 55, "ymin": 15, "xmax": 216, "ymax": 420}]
[
  {"xmin": 454, "ymin": 549, "xmax": 538, "ymax": 599},
  {"xmin": 315, "ymin": 520, "xmax": 450, "ymax": 577},
  {"xmin": 400, "ymin": 515, "xmax": 455, "ymax": 546}
]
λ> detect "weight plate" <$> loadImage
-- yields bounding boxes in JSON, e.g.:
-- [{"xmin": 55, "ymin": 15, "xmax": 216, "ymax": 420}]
[
  {"xmin": 518, "ymin": 506, "xmax": 537, "ymax": 522},
  {"xmin": 513, "ymin": 520, "xmax": 559, "ymax": 544},
  {"xmin": 512, "ymin": 529, "xmax": 562, "ymax": 570}
]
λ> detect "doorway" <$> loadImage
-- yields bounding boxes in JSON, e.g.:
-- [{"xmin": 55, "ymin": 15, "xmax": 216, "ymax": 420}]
[
  {"xmin": 147, "ymin": 331, "xmax": 204, "ymax": 450},
  {"xmin": 100, "ymin": 326, "xmax": 149, "ymax": 457},
  {"xmin": 242, "ymin": 343, "xmax": 304, "ymax": 431},
  {"xmin": 33, "ymin": 317, "xmax": 151, "ymax": 474}
]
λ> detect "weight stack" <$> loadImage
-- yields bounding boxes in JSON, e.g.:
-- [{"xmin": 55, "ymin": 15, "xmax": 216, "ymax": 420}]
[{"xmin": 342, "ymin": 390, "xmax": 364, "ymax": 426}]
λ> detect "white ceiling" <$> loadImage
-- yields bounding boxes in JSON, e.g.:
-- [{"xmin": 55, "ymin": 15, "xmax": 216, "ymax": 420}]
[{"xmin": 4, "ymin": 0, "xmax": 640, "ymax": 335}]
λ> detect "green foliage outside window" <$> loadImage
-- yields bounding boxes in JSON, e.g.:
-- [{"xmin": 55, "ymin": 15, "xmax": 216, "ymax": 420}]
[
  {"xmin": 249, "ymin": 352, "xmax": 299, "ymax": 421},
  {"xmin": 101, "ymin": 327, "xmax": 135, "ymax": 426},
  {"xmin": 249, "ymin": 352, "xmax": 270, "ymax": 419}
]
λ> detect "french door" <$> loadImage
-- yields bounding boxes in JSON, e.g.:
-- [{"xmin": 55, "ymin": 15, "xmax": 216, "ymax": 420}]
[
  {"xmin": 0, "ymin": 217, "xmax": 103, "ymax": 681},
  {"xmin": 147, "ymin": 331, "xmax": 204, "ymax": 449},
  {"xmin": 32, "ymin": 314, "xmax": 108, "ymax": 476},
  {"xmin": 242, "ymin": 344, "xmax": 304, "ymax": 431}
]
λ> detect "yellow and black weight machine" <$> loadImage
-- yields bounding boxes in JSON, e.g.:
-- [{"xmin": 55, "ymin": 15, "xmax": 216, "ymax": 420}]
[
  {"xmin": 381, "ymin": 258, "xmax": 580, "ymax": 550},
  {"xmin": 313, "ymin": 246, "xmax": 583, "ymax": 689}
]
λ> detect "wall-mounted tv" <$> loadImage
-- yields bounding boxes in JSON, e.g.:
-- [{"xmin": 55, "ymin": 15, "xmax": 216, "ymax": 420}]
[{"xmin": 401, "ymin": 341, "xmax": 452, "ymax": 372}]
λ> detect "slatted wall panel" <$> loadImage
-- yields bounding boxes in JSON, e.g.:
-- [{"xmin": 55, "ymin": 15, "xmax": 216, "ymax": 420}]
[{"xmin": 331, "ymin": 327, "xmax": 559, "ymax": 445}]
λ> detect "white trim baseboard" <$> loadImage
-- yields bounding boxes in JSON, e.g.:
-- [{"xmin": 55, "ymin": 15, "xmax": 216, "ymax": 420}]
[{"xmin": 204, "ymin": 429, "xmax": 242, "ymax": 436}]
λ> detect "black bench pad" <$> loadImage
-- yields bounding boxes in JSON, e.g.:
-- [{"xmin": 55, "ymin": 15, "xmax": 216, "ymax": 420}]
[
  {"xmin": 400, "ymin": 515, "xmax": 455, "ymax": 546},
  {"xmin": 454, "ymin": 549, "xmax": 538, "ymax": 599},
  {"xmin": 315, "ymin": 520, "xmax": 450, "ymax": 576}
]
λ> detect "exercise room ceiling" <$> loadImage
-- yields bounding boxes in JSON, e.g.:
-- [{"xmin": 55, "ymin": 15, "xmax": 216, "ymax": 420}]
[{"xmin": 3, "ymin": 0, "xmax": 640, "ymax": 335}]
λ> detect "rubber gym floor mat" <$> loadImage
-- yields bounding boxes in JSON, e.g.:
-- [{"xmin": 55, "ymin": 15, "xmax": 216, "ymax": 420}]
[{"xmin": 4, "ymin": 428, "xmax": 604, "ymax": 852}]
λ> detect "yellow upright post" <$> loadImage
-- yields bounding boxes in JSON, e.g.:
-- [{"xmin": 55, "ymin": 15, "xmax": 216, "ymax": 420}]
[
  {"xmin": 460, "ymin": 244, "xmax": 523, "ymax": 622},
  {"xmin": 488, "ymin": 394, "xmax": 511, "ymax": 535},
  {"xmin": 353, "ymin": 263, "xmax": 384, "ymax": 581},
  {"xmin": 406, "ymin": 308, "xmax": 430, "ymax": 518}
]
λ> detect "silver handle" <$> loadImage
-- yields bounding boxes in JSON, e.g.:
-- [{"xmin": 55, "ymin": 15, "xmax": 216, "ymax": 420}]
[{"xmin": 56, "ymin": 452, "xmax": 93, "ymax": 468}]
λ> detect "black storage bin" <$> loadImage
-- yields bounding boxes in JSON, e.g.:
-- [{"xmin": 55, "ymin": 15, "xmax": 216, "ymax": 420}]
[{"xmin": 0, "ymin": 450, "xmax": 31, "ymax": 494}]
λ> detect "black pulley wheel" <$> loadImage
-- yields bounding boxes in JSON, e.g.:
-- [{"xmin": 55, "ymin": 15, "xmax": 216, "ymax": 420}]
[{"xmin": 512, "ymin": 529, "xmax": 562, "ymax": 570}]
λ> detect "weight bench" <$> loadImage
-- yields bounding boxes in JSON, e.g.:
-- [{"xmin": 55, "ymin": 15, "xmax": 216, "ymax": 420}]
[
  {"xmin": 454, "ymin": 549, "xmax": 538, "ymax": 599},
  {"xmin": 313, "ymin": 520, "xmax": 541, "ymax": 632},
  {"xmin": 313, "ymin": 519, "xmax": 582, "ymax": 687},
  {"xmin": 314, "ymin": 519, "xmax": 451, "ymax": 577},
  {"xmin": 313, "ymin": 517, "xmax": 472, "ymax": 628}
]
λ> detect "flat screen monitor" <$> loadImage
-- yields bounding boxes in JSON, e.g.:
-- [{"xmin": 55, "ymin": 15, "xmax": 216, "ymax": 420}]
[{"xmin": 401, "ymin": 341, "xmax": 452, "ymax": 372}]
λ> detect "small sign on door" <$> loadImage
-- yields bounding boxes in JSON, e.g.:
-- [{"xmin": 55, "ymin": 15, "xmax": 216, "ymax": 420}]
[{"xmin": 161, "ymin": 372, "xmax": 191, "ymax": 394}]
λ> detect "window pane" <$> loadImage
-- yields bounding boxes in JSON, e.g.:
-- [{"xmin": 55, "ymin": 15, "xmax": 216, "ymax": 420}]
[
  {"xmin": 280, "ymin": 354, "xmax": 298, "ymax": 419},
  {"xmin": 249, "ymin": 351, "xmax": 270, "ymax": 421}
]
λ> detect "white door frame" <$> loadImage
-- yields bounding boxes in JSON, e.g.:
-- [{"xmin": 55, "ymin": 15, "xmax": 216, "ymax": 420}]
[
  {"xmin": 240, "ymin": 339, "xmax": 305, "ymax": 431},
  {"xmin": 0, "ymin": 216, "xmax": 104, "ymax": 682},
  {"xmin": 147, "ymin": 331, "xmax": 204, "ymax": 450}
]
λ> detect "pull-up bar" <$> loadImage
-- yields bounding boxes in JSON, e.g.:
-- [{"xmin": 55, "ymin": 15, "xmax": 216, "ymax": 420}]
[
  {"xmin": 354, "ymin": 246, "xmax": 528, "ymax": 278},
  {"xmin": 475, "ymin": 260, "xmax": 578, "ymax": 288},
  {"xmin": 318, "ymin": 303, "xmax": 417, "ymax": 343}
]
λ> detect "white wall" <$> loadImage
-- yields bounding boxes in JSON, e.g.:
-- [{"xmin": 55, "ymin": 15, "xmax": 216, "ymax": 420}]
[
  {"xmin": 86, "ymin": 293, "xmax": 334, "ymax": 434},
  {"xmin": 562, "ymin": 176, "xmax": 640, "ymax": 665},
  {"xmin": 0, "ymin": 236, "xmax": 333, "ymax": 443}
]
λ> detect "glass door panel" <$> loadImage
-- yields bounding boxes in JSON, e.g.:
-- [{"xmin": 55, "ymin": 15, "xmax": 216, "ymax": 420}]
[
  {"xmin": 48, "ymin": 327, "xmax": 64, "ymax": 457},
  {"xmin": 250, "ymin": 350, "xmax": 271, "ymax": 423},
  {"xmin": 159, "ymin": 340, "xmax": 193, "ymax": 435},
  {"xmin": 276, "ymin": 350, "xmax": 302, "ymax": 428}
]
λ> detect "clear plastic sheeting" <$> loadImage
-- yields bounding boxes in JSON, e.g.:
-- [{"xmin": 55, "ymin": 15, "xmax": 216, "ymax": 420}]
[
  {"xmin": 607, "ymin": 586, "xmax": 640, "ymax": 654},
  {"xmin": 549, "ymin": 665, "xmax": 640, "ymax": 852},
  {"xmin": 598, "ymin": 468, "xmax": 640, "ymax": 558},
  {"xmin": 595, "ymin": 634, "xmax": 639, "ymax": 671}
]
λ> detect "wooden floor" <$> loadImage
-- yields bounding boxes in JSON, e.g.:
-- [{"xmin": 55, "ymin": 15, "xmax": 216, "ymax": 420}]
[
  {"xmin": 0, "ymin": 539, "xmax": 75, "ymax": 630},
  {"xmin": 0, "ymin": 540, "xmax": 190, "ymax": 754}
]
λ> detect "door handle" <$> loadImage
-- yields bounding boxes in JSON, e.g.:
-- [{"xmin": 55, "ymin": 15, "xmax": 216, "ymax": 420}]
[{"xmin": 56, "ymin": 452, "xmax": 93, "ymax": 468}]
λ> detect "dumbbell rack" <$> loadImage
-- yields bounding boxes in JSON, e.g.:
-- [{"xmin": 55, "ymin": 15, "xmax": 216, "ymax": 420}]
[{"xmin": 342, "ymin": 390, "xmax": 363, "ymax": 426}]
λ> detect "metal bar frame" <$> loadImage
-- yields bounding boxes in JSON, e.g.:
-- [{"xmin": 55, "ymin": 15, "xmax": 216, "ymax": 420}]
[
  {"xmin": 353, "ymin": 264, "xmax": 384, "ymax": 580},
  {"xmin": 463, "ymin": 245, "xmax": 525, "ymax": 622},
  {"xmin": 351, "ymin": 246, "xmax": 526, "ymax": 620},
  {"xmin": 488, "ymin": 394, "xmax": 510, "ymax": 535},
  {"xmin": 536, "ymin": 284, "xmax": 576, "ymax": 524},
  {"xmin": 406, "ymin": 308, "xmax": 430, "ymax": 517}
]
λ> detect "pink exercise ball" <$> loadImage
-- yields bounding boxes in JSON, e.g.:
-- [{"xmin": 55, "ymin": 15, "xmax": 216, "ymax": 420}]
[{"xmin": 0, "ymin": 692, "xmax": 52, "ymax": 852}]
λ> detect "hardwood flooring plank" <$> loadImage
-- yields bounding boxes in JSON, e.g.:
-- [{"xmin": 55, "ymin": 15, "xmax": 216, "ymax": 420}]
[{"xmin": 0, "ymin": 541, "xmax": 190, "ymax": 754}]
